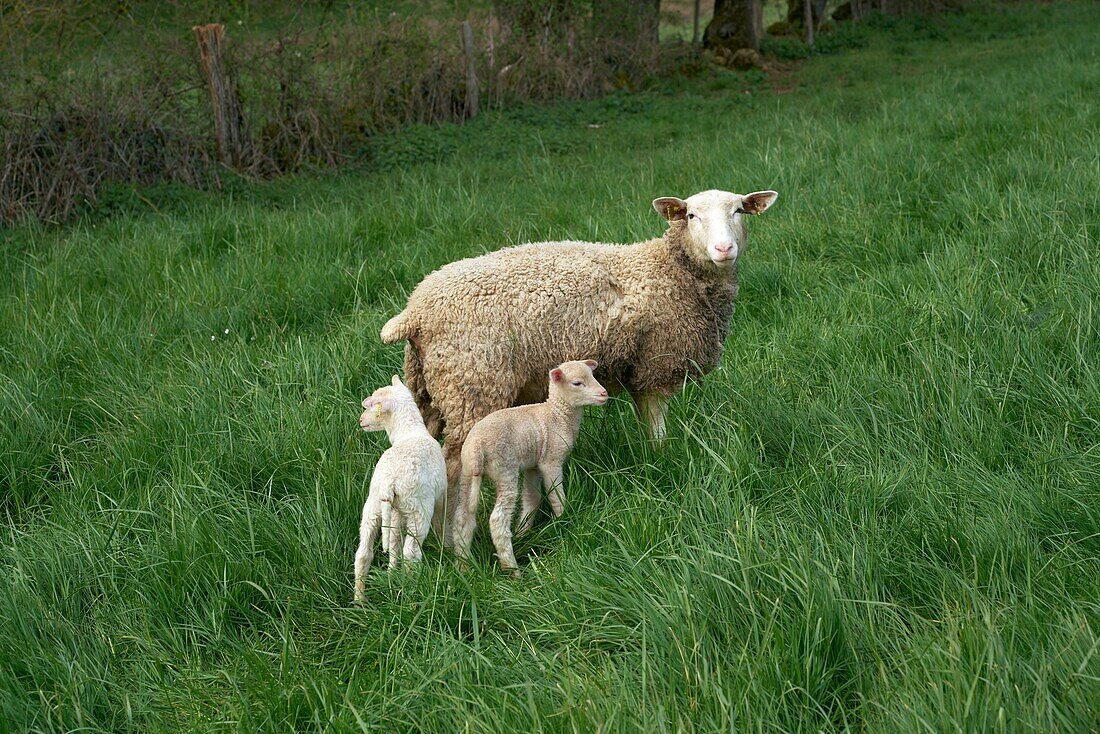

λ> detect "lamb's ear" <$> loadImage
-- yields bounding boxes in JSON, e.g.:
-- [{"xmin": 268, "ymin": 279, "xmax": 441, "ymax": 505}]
[
  {"xmin": 741, "ymin": 191, "xmax": 778, "ymax": 215},
  {"xmin": 362, "ymin": 398, "xmax": 374, "ymax": 410},
  {"xmin": 584, "ymin": 359, "xmax": 598, "ymax": 370},
  {"xmin": 379, "ymin": 398, "xmax": 395, "ymax": 413},
  {"xmin": 653, "ymin": 197, "xmax": 688, "ymax": 222},
  {"xmin": 391, "ymin": 374, "xmax": 404, "ymax": 388},
  {"xmin": 550, "ymin": 368, "xmax": 564, "ymax": 383}
]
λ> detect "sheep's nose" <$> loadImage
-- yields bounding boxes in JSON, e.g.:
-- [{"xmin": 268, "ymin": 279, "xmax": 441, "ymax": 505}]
[
  {"xmin": 714, "ymin": 242, "xmax": 733, "ymax": 253},
  {"xmin": 598, "ymin": 390, "xmax": 608, "ymax": 397}
]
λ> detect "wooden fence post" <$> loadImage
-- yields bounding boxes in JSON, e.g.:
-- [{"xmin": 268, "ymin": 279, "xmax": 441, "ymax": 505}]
[
  {"xmin": 804, "ymin": 0, "xmax": 815, "ymax": 47},
  {"xmin": 192, "ymin": 23, "xmax": 244, "ymax": 168},
  {"xmin": 461, "ymin": 20, "xmax": 480, "ymax": 120}
]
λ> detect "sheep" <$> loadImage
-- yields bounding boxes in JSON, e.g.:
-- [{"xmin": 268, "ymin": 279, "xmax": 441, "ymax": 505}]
[
  {"xmin": 452, "ymin": 360, "xmax": 608, "ymax": 575},
  {"xmin": 380, "ymin": 188, "xmax": 778, "ymax": 532},
  {"xmin": 353, "ymin": 375, "xmax": 447, "ymax": 602}
]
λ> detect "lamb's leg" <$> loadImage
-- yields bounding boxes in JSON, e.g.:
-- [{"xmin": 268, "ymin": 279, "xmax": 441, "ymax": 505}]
[
  {"xmin": 516, "ymin": 468, "xmax": 542, "ymax": 537},
  {"xmin": 353, "ymin": 501, "xmax": 382, "ymax": 603},
  {"xmin": 540, "ymin": 463, "xmax": 566, "ymax": 518},
  {"xmin": 632, "ymin": 391, "xmax": 670, "ymax": 443},
  {"xmin": 387, "ymin": 508, "xmax": 405, "ymax": 569},
  {"xmin": 487, "ymin": 468, "xmax": 521, "ymax": 576},
  {"xmin": 453, "ymin": 472, "xmax": 482, "ymax": 562}
]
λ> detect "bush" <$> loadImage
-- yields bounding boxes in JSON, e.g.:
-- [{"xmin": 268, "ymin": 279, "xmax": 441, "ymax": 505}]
[
  {"xmin": 1, "ymin": 3, "xmax": 664, "ymax": 227},
  {"xmin": 761, "ymin": 22, "xmax": 870, "ymax": 60}
]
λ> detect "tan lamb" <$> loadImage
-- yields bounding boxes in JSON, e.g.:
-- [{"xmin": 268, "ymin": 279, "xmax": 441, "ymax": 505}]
[{"xmin": 452, "ymin": 360, "xmax": 608, "ymax": 575}]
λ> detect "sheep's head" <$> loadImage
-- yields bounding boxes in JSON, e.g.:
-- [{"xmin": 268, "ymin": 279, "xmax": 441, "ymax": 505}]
[
  {"xmin": 549, "ymin": 360, "xmax": 608, "ymax": 407},
  {"xmin": 653, "ymin": 189, "xmax": 778, "ymax": 268},
  {"xmin": 360, "ymin": 375, "xmax": 413, "ymax": 431}
]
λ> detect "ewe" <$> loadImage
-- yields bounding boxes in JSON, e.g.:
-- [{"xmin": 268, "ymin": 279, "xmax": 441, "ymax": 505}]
[
  {"xmin": 453, "ymin": 360, "xmax": 608, "ymax": 575},
  {"xmin": 353, "ymin": 376, "xmax": 446, "ymax": 602},
  {"xmin": 381, "ymin": 188, "xmax": 778, "ymax": 530}
]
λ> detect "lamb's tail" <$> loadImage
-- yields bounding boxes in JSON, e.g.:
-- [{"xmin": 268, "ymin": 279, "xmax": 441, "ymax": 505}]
[
  {"xmin": 381, "ymin": 311, "xmax": 414, "ymax": 344},
  {"xmin": 379, "ymin": 485, "xmax": 396, "ymax": 553}
]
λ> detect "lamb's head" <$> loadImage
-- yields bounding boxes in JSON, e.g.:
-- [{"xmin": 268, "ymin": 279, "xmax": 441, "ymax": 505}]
[
  {"xmin": 653, "ymin": 189, "xmax": 778, "ymax": 268},
  {"xmin": 359, "ymin": 375, "xmax": 415, "ymax": 432},
  {"xmin": 548, "ymin": 360, "xmax": 609, "ymax": 407}
]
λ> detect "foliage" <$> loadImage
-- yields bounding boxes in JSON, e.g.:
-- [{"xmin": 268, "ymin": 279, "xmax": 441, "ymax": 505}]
[{"xmin": 762, "ymin": 21, "xmax": 870, "ymax": 59}]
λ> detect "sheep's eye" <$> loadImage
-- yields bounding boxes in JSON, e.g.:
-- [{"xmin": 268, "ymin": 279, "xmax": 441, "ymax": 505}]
[
  {"xmin": 687, "ymin": 212, "xmax": 696, "ymax": 220},
  {"xmin": 734, "ymin": 208, "xmax": 744, "ymax": 215},
  {"xmin": 571, "ymin": 380, "xmax": 583, "ymax": 386}
]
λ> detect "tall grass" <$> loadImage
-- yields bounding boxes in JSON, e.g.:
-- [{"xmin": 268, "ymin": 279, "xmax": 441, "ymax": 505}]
[{"xmin": 1, "ymin": 2, "xmax": 1098, "ymax": 731}]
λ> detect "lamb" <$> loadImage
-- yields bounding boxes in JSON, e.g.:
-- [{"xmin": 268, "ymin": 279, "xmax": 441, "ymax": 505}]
[
  {"xmin": 380, "ymin": 188, "xmax": 778, "ymax": 529},
  {"xmin": 452, "ymin": 360, "xmax": 608, "ymax": 574},
  {"xmin": 353, "ymin": 375, "xmax": 447, "ymax": 602}
]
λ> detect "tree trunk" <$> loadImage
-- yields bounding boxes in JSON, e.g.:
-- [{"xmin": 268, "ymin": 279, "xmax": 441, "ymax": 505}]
[
  {"xmin": 804, "ymin": 0, "xmax": 814, "ymax": 45},
  {"xmin": 704, "ymin": 0, "xmax": 762, "ymax": 52}
]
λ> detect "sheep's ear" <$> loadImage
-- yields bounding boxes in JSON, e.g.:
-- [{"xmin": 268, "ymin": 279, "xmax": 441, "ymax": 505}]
[
  {"xmin": 550, "ymin": 368, "xmax": 564, "ymax": 383},
  {"xmin": 362, "ymin": 398, "xmax": 374, "ymax": 410},
  {"xmin": 391, "ymin": 374, "xmax": 404, "ymax": 388},
  {"xmin": 584, "ymin": 359, "xmax": 598, "ymax": 370},
  {"xmin": 741, "ymin": 191, "xmax": 778, "ymax": 215},
  {"xmin": 653, "ymin": 197, "xmax": 688, "ymax": 222},
  {"xmin": 379, "ymin": 398, "xmax": 395, "ymax": 413}
]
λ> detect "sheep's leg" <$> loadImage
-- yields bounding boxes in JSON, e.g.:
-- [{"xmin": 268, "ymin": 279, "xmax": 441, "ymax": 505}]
[
  {"xmin": 440, "ymin": 441, "xmax": 465, "ymax": 548},
  {"xmin": 353, "ymin": 502, "xmax": 382, "ymax": 603},
  {"xmin": 387, "ymin": 508, "xmax": 405, "ymax": 569},
  {"xmin": 487, "ymin": 468, "xmax": 521, "ymax": 576},
  {"xmin": 453, "ymin": 473, "xmax": 482, "ymax": 562},
  {"xmin": 405, "ymin": 341, "xmax": 444, "ymax": 440},
  {"xmin": 516, "ymin": 468, "xmax": 542, "ymax": 537},
  {"xmin": 632, "ymin": 391, "xmax": 670, "ymax": 443},
  {"xmin": 540, "ymin": 463, "xmax": 566, "ymax": 518},
  {"xmin": 403, "ymin": 506, "xmax": 432, "ymax": 565},
  {"xmin": 430, "ymin": 490, "xmax": 447, "ymax": 540}
]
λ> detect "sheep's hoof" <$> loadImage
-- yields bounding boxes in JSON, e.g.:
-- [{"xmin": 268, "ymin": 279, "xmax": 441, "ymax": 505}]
[
  {"xmin": 454, "ymin": 557, "xmax": 471, "ymax": 573},
  {"xmin": 503, "ymin": 567, "xmax": 522, "ymax": 579}
]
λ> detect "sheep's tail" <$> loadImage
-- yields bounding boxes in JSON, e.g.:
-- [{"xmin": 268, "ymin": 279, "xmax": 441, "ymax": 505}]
[{"xmin": 381, "ymin": 311, "xmax": 414, "ymax": 344}]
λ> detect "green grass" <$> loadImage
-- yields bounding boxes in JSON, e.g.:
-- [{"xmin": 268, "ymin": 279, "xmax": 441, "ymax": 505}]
[{"xmin": 2, "ymin": 2, "xmax": 1099, "ymax": 731}]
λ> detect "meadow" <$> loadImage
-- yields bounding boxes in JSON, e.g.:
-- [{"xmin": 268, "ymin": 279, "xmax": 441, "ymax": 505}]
[{"xmin": 1, "ymin": 3, "xmax": 1098, "ymax": 731}]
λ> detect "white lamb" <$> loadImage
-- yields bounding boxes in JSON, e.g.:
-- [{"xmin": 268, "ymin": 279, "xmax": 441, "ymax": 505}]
[
  {"xmin": 353, "ymin": 375, "xmax": 447, "ymax": 602},
  {"xmin": 452, "ymin": 360, "xmax": 608, "ymax": 575}
]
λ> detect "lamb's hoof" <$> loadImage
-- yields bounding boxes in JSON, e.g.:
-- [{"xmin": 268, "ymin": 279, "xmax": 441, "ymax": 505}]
[
  {"xmin": 454, "ymin": 557, "xmax": 471, "ymax": 573},
  {"xmin": 353, "ymin": 593, "xmax": 366, "ymax": 606},
  {"xmin": 503, "ymin": 567, "xmax": 522, "ymax": 579}
]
